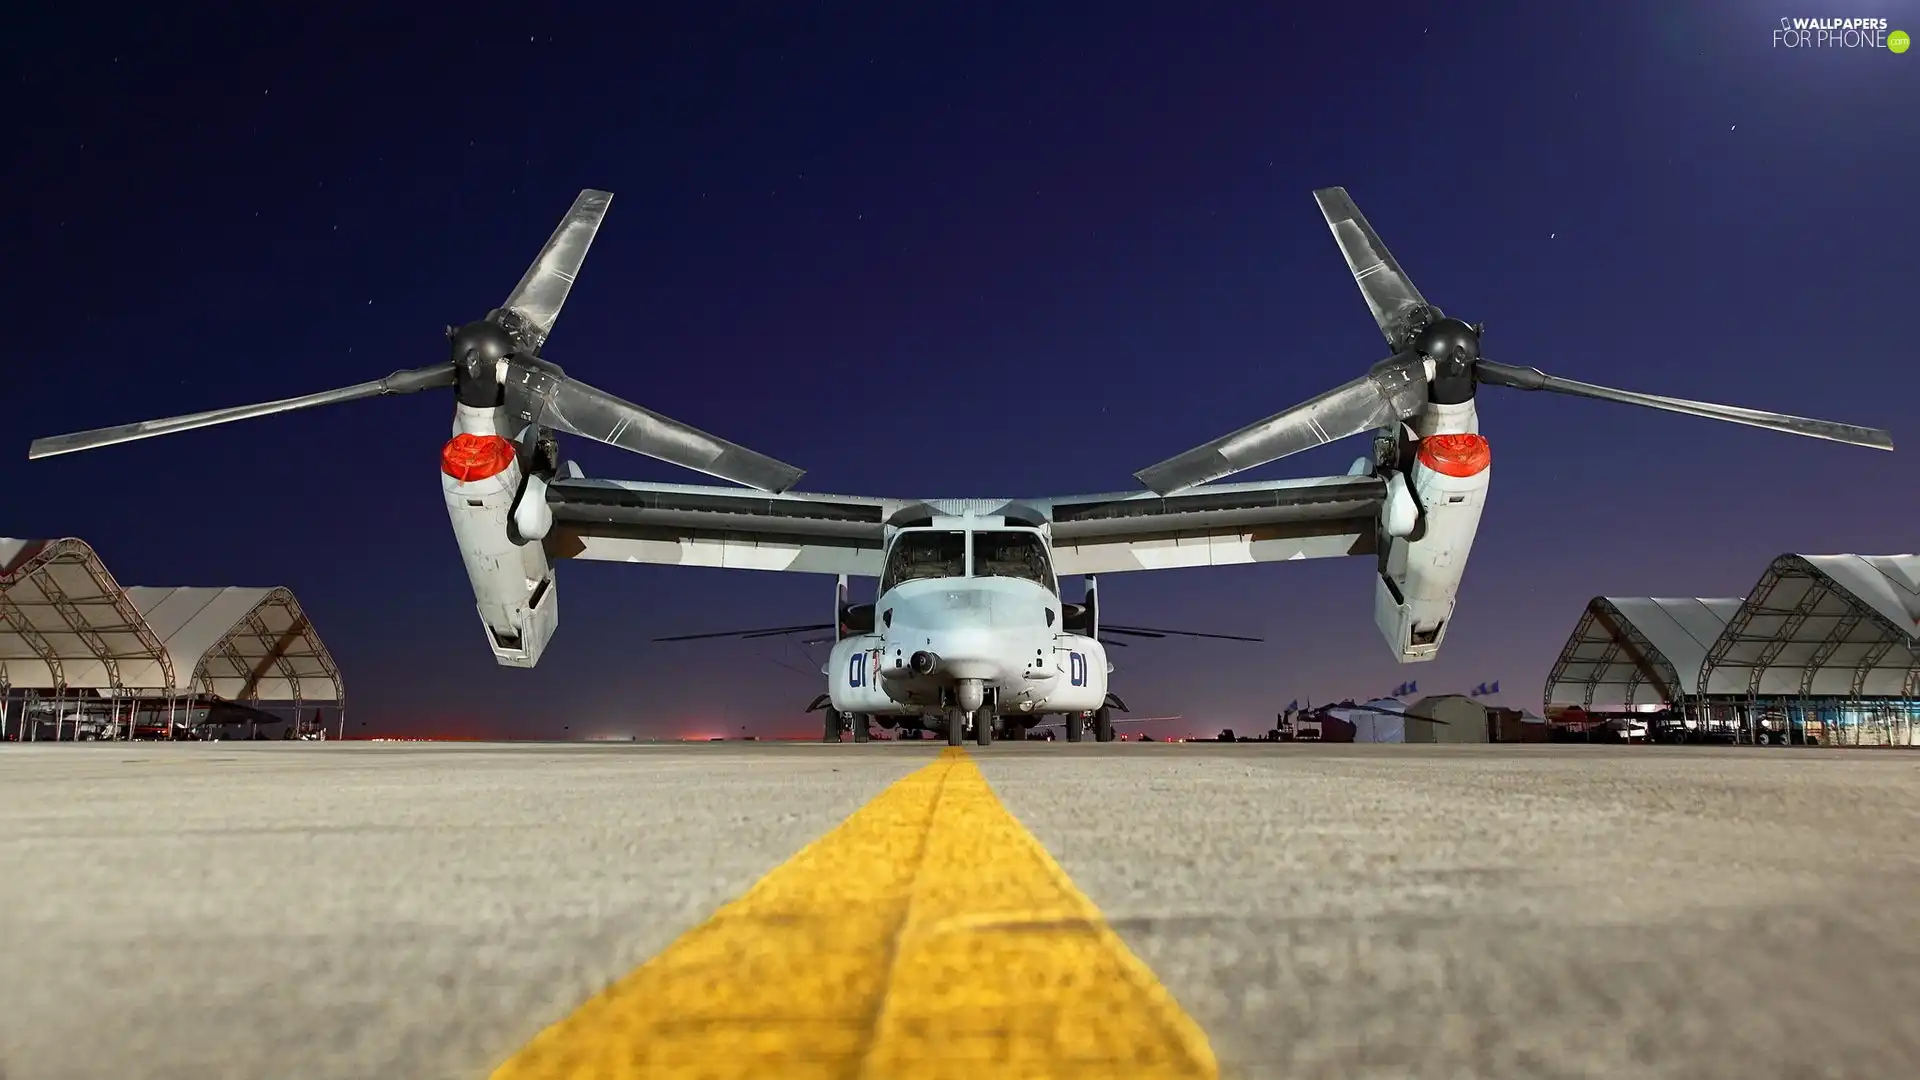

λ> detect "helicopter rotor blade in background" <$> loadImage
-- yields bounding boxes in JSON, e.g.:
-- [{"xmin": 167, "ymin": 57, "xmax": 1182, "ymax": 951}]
[
  {"xmin": 1102, "ymin": 624, "xmax": 1265, "ymax": 643},
  {"xmin": 653, "ymin": 623, "xmax": 834, "ymax": 643}
]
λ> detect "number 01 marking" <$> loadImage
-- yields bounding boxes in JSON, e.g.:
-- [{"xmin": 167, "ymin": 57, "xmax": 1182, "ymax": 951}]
[
  {"xmin": 1069, "ymin": 651, "xmax": 1087, "ymax": 687},
  {"xmin": 848, "ymin": 651, "xmax": 867, "ymax": 688}
]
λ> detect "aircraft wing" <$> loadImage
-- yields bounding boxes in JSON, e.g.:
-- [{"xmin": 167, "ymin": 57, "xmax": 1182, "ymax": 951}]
[
  {"xmin": 1030, "ymin": 475, "xmax": 1384, "ymax": 576},
  {"xmin": 543, "ymin": 473, "xmax": 899, "ymax": 576},
  {"xmin": 543, "ymin": 471, "xmax": 1385, "ymax": 577}
]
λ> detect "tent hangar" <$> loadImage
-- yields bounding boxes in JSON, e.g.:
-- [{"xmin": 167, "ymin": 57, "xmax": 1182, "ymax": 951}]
[
  {"xmin": 1544, "ymin": 554, "xmax": 1920, "ymax": 745},
  {"xmin": 0, "ymin": 538, "xmax": 343, "ymax": 740}
]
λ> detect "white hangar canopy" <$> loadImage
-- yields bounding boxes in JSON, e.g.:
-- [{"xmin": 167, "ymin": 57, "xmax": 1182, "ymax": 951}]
[
  {"xmin": 1546, "ymin": 554, "xmax": 1920, "ymax": 708},
  {"xmin": 1545, "ymin": 597, "xmax": 1745, "ymax": 709},
  {"xmin": 0, "ymin": 538, "xmax": 342, "ymax": 703},
  {"xmin": 1702, "ymin": 555, "xmax": 1919, "ymax": 699}
]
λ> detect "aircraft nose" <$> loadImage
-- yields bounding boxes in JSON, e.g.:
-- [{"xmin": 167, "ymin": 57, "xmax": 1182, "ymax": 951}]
[
  {"xmin": 891, "ymin": 587, "xmax": 996, "ymax": 629},
  {"xmin": 893, "ymin": 625, "xmax": 1002, "ymax": 680}
]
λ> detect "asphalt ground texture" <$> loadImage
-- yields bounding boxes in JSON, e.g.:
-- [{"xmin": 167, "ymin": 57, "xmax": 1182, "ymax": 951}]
[{"xmin": 1, "ymin": 741, "xmax": 1916, "ymax": 1079}]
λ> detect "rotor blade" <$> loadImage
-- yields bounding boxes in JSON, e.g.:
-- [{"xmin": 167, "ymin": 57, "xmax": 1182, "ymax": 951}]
[
  {"xmin": 1103, "ymin": 623, "xmax": 1264, "ymax": 643},
  {"xmin": 653, "ymin": 622, "xmax": 832, "ymax": 643},
  {"xmin": 26, "ymin": 363, "xmax": 458, "ymax": 461},
  {"xmin": 509, "ymin": 365, "xmax": 806, "ymax": 492},
  {"xmin": 1475, "ymin": 359, "xmax": 1895, "ymax": 452},
  {"xmin": 1133, "ymin": 352, "xmax": 1430, "ymax": 495},
  {"xmin": 1098, "ymin": 638, "xmax": 1131, "ymax": 648},
  {"xmin": 1314, "ymin": 187, "xmax": 1435, "ymax": 350},
  {"xmin": 496, "ymin": 189, "xmax": 613, "ymax": 354}
]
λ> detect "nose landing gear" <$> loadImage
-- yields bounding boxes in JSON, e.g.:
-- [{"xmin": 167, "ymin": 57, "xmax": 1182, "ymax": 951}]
[
  {"xmin": 974, "ymin": 702, "xmax": 996, "ymax": 747},
  {"xmin": 943, "ymin": 692, "xmax": 1001, "ymax": 747}
]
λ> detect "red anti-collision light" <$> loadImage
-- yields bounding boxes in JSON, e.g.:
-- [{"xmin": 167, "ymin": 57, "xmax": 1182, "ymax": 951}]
[
  {"xmin": 1417, "ymin": 433, "xmax": 1491, "ymax": 478},
  {"xmin": 441, "ymin": 434, "xmax": 517, "ymax": 483}
]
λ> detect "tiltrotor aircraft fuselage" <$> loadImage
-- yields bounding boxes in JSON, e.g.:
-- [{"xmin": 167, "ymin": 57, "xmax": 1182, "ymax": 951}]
[{"xmin": 27, "ymin": 187, "xmax": 1893, "ymax": 745}]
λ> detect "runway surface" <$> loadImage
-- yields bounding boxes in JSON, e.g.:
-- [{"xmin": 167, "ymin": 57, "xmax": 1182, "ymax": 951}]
[{"xmin": 2, "ymin": 741, "xmax": 1918, "ymax": 1079}]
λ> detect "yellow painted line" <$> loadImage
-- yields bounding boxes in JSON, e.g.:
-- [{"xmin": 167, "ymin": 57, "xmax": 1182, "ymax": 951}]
[{"xmin": 492, "ymin": 748, "xmax": 1218, "ymax": 1079}]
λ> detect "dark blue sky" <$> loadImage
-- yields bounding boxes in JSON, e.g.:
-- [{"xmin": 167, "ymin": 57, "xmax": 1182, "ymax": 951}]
[{"xmin": 5, "ymin": 2, "xmax": 1914, "ymax": 739}]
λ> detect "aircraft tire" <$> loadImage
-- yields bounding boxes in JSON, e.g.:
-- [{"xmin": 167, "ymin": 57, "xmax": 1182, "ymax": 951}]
[
  {"xmin": 975, "ymin": 707, "xmax": 995, "ymax": 747},
  {"xmin": 947, "ymin": 708, "xmax": 966, "ymax": 746},
  {"xmin": 822, "ymin": 710, "xmax": 843, "ymax": 743},
  {"xmin": 1066, "ymin": 713, "xmax": 1084, "ymax": 742},
  {"xmin": 1093, "ymin": 707, "xmax": 1115, "ymax": 743},
  {"xmin": 851, "ymin": 713, "xmax": 870, "ymax": 743}
]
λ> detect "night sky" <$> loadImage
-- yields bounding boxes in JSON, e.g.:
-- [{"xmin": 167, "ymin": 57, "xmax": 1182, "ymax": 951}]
[{"xmin": 5, "ymin": 3, "xmax": 1914, "ymax": 740}]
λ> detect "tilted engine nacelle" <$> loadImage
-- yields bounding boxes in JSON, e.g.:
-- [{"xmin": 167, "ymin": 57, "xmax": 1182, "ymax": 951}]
[
  {"xmin": 441, "ymin": 403, "xmax": 558, "ymax": 668},
  {"xmin": 1372, "ymin": 400, "xmax": 1490, "ymax": 662}
]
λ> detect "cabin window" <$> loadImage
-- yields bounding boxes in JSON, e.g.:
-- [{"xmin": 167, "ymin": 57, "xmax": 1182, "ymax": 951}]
[
  {"xmin": 971, "ymin": 530, "xmax": 1056, "ymax": 594},
  {"xmin": 880, "ymin": 530, "xmax": 967, "ymax": 592}
]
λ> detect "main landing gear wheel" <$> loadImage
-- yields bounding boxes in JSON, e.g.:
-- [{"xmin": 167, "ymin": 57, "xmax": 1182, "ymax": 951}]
[
  {"xmin": 1066, "ymin": 713, "xmax": 1084, "ymax": 742},
  {"xmin": 823, "ymin": 710, "xmax": 843, "ymax": 744},
  {"xmin": 947, "ymin": 708, "xmax": 966, "ymax": 747},
  {"xmin": 975, "ymin": 706, "xmax": 995, "ymax": 747},
  {"xmin": 851, "ymin": 713, "xmax": 870, "ymax": 743},
  {"xmin": 1093, "ymin": 706, "xmax": 1116, "ymax": 743}
]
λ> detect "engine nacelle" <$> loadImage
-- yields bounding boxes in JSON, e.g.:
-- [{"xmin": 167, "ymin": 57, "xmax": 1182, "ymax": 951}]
[
  {"xmin": 442, "ymin": 404, "xmax": 558, "ymax": 668},
  {"xmin": 1374, "ymin": 401, "xmax": 1489, "ymax": 663}
]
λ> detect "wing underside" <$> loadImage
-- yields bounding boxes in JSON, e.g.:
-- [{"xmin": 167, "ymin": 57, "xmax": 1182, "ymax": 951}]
[
  {"xmin": 1035, "ymin": 475, "xmax": 1384, "ymax": 575},
  {"xmin": 542, "ymin": 473, "xmax": 1384, "ymax": 577},
  {"xmin": 543, "ymin": 475, "xmax": 896, "ymax": 576}
]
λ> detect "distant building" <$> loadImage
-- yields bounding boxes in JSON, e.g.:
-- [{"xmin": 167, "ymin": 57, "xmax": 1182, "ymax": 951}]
[{"xmin": 1404, "ymin": 695, "xmax": 1492, "ymax": 744}]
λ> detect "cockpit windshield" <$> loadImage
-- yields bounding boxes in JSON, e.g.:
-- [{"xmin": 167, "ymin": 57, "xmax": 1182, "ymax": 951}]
[
  {"xmin": 880, "ymin": 530, "xmax": 966, "ymax": 592},
  {"xmin": 971, "ymin": 530, "xmax": 1055, "ymax": 594}
]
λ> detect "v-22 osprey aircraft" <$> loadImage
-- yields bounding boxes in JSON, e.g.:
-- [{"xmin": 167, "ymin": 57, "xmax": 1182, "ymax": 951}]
[{"xmin": 27, "ymin": 188, "xmax": 1894, "ymax": 745}]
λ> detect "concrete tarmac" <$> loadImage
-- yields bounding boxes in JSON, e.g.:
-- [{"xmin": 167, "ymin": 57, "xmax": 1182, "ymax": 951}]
[{"xmin": 1, "ymin": 741, "xmax": 1917, "ymax": 1079}]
